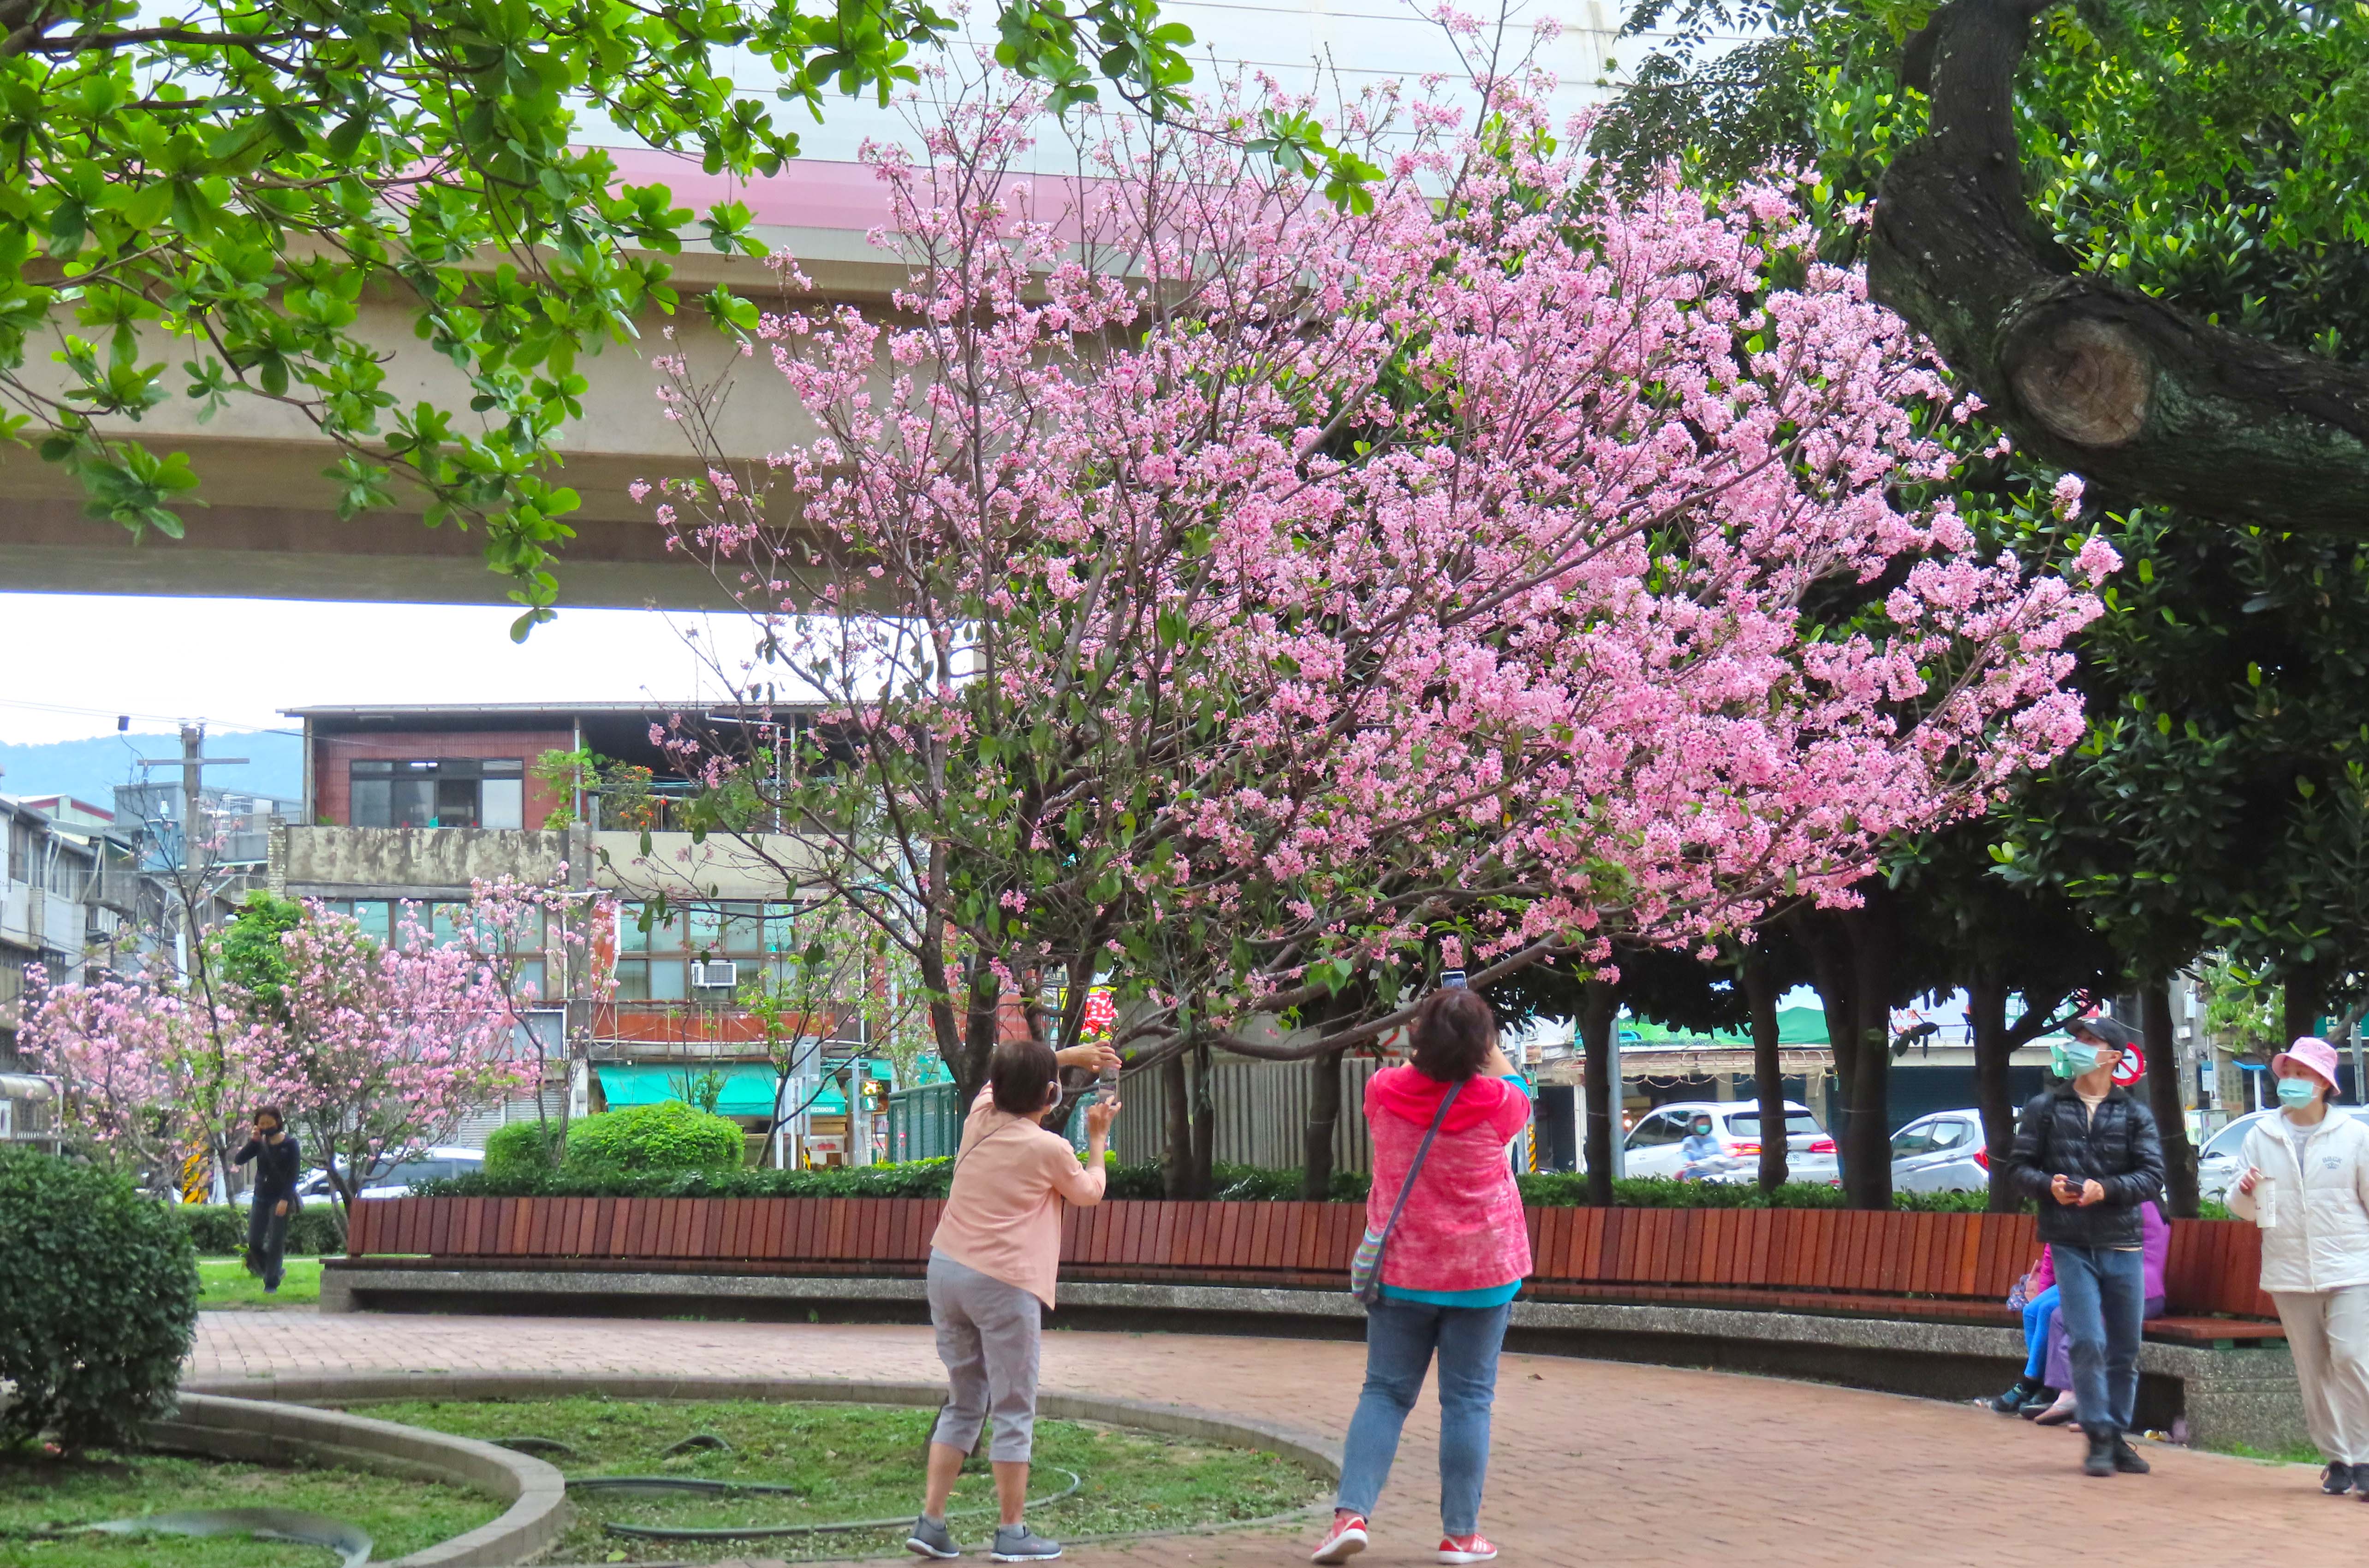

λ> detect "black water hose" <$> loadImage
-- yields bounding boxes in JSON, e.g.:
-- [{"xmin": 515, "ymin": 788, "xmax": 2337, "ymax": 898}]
[
  {"xmin": 590, "ymin": 1466, "xmax": 1085, "ymax": 1543},
  {"xmin": 71, "ymin": 1508, "xmax": 374, "ymax": 1567}
]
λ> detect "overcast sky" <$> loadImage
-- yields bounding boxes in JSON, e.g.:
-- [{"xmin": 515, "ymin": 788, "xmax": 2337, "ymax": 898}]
[{"xmin": 0, "ymin": 593, "xmax": 768, "ymax": 746}]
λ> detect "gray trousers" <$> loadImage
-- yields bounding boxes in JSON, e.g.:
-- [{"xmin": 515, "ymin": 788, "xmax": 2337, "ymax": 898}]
[
  {"xmin": 927, "ymin": 1251, "xmax": 1042, "ymax": 1463},
  {"xmin": 2273, "ymin": 1286, "xmax": 2369, "ymax": 1466}
]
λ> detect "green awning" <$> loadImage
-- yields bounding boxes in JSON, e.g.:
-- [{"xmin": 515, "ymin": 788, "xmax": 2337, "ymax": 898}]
[
  {"xmin": 595, "ymin": 1061, "xmax": 892, "ymax": 1119},
  {"xmin": 1617, "ymin": 1005, "xmax": 1831, "ymax": 1049}
]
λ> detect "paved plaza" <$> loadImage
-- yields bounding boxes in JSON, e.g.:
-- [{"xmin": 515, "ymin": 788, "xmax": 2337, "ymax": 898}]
[{"xmin": 185, "ymin": 1310, "xmax": 2366, "ymax": 1568}]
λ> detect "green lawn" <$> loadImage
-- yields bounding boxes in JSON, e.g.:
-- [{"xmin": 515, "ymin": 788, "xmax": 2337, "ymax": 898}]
[
  {"xmin": 195, "ymin": 1257, "xmax": 321, "ymax": 1310},
  {"xmin": 0, "ymin": 1447, "xmax": 494, "ymax": 1567},
  {"xmin": 357, "ymin": 1396, "xmax": 1327, "ymax": 1563}
]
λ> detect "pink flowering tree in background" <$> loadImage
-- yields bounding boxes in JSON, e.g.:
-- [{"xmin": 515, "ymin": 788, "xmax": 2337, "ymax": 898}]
[
  {"xmin": 640, "ymin": 65, "xmax": 2117, "ymax": 1170},
  {"xmin": 259, "ymin": 908, "xmax": 529, "ymax": 1219},
  {"xmin": 457, "ymin": 872, "xmax": 622, "ymax": 1167},
  {"xmin": 22, "ymin": 966, "xmax": 276, "ymax": 1190}
]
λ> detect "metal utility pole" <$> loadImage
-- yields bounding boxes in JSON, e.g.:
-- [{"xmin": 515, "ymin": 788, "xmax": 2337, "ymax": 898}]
[
  {"xmin": 134, "ymin": 725, "xmax": 247, "ymax": 1203},
  {"xmin": 136, "ymin": 725, "xmax": 250, "ymax": 927}
]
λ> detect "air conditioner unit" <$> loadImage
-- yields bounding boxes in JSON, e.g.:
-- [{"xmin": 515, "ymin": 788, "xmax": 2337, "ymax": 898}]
[{"xmin": 691, "ymin": 960, "xmax": 740, "ymax": 989}]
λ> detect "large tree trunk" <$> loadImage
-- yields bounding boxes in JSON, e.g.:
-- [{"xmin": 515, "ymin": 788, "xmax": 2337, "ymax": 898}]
[
  {"xmin": 1840, "ymin": 902, "xmax": 1897, "ymax": 1210},
  {"xmin": 2284, "ymin": 968, "xmax": 2324, "ymax": 1052},
  {"xmin": 1301, "ymin": 1046, "xmax": 1346, "ymax": 1200},
  {"xmin": 1791, "ymin": 906, "xmax": 1888, "ymax": 1206},
  {"xmin": 1742, "ymin": 952, "xmax": 1789, "ymax": 1191},
  {"xmin": 2143, "ymin": 981, "xmax": 2199, "ymax": 1218},
  {"xmin": 1869, "ymin": 0, "xmax": 2369, "ymax": 529},
  {"xmin": 1966, "ymin": 968, "xmax": 2021, "ymax": 1213},
  {"xmin": 1161, "ymin": 1051, "xmax": 1194, "ymax": 1199},
  {"xmin": 1188, "ymin": 1038, "xmax": 1216, "ymax": 1197},
  {"xmin": 1580, "ymin": 977, "xmax": 1620, "ymax": 1206}
]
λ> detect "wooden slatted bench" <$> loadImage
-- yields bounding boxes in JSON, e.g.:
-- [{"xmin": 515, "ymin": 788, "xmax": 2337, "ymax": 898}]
[{"xmin": 339, "ymin": 1195, "xmax": 2284, "ymax": 1343}]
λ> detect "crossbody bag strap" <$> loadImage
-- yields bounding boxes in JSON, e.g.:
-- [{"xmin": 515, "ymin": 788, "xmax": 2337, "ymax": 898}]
[{"xmin": 1375, "ymin": 1079, "xmax": 1464, "ymax": 1250}]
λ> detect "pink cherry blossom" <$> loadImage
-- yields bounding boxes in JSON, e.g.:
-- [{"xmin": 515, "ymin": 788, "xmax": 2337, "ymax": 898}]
[{"xmin": 636, "ymin": 71, "xmax": 2107, "ymax": 1065}]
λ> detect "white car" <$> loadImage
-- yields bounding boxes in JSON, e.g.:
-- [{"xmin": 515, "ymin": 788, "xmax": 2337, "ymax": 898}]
[
  {"xmin": 2196, "ymin": 1107, "xmax": 2369, "ymax": 1203},
  {"xmin": 1891, "ymin": 1109, "xmax": 1994, "ymax": 1193},
  {"xmin": 1620, "ymin": 1100, "xmax": 1839, "ymax": 1182},
  {"xmin": 233, "ymin": 1146, "xmax": 483, "ymax": 1204}
]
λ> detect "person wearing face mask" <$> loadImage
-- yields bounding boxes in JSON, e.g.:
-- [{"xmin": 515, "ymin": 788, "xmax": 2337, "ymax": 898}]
[
  {"xmin": 2006, "ymin": 1016, "xmax": 2165, "ymax": 1478},
  {"xmin": 232, "ymin": 1104, "xmax": 301, "ymax": 1294},
  {"xmin": 1677, "ymin": 1113, "xmax": 1723, "ymax": 1182},
  {"xmin": 2226, "ymin": 1036, "xmax": 2369, "ymax": 1497},
  {"xmin": 907, "ymin": 1036, "xmax": 1121, "ymax": 1563}
]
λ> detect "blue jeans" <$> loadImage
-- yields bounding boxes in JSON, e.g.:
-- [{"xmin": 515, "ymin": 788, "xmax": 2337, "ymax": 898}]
[
  {"xmin": 2053, "ymin": 1244, "xmax": 2145, "ymax": 1433},
  {"xmin": 2021, "ymin": 1285, "xmax": 2061, "ymax": 1379},
  {"xmin": 1336, "ymin": 1297, "xmax": 1509, "ymax": 1536}
]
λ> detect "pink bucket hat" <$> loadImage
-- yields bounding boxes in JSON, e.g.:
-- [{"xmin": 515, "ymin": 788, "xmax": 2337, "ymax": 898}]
[{"xmin": 2273, "ymin": 1036, "xmax": 2343, "ymax": 1093}]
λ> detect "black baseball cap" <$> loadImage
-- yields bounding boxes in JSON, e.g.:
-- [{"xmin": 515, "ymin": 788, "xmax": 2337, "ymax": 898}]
[{"xmin": 2068, "ymin": 1016, "xmax": 2142, "ymax": 1052}]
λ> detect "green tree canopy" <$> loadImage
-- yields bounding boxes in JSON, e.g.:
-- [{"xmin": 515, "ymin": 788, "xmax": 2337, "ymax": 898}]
[{"xmin": 0, "ymin": 0, "xmax": 1202, "ymax": 632}]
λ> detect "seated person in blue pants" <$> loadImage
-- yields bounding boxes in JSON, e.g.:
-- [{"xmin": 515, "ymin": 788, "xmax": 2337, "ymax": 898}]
[{"xmin": 1991, "ymin": 1246, "xmax": 2059, "ymax": 1414}]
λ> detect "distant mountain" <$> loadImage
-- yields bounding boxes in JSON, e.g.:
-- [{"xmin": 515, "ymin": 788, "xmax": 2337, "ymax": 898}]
[{"xmin": 0, "ymin": 730, "xmax": 304, "ymax": 816}]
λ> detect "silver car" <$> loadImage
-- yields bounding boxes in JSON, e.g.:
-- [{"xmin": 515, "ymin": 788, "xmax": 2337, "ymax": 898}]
[
  {"xmin": 1619, "ymin": 1099, "xmax": 1839, "ymax": 1183},
  {"xmin": 2196, "ymin": 1106, "xmax": 2369, "ymax": 1203},
  {"xmin": 1890, "ymin": 1109, "xmax": 1993, "ymax": 1193}
]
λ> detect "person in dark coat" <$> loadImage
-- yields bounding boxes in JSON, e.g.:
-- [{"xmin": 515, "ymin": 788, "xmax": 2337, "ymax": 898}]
[
  {"xmin": 232, "ymin": 1105, "xmax": 302, "ymax": 1293},
  {"xmin": 2006, "ymin": 1016, "xmax": 2166, "ymax": 1478}
]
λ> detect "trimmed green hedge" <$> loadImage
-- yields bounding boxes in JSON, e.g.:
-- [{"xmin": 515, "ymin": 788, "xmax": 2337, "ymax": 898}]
[
  {"xmin": 407, "ymin": 1158, "xmax": 2208, "ymax": 1215},
  {"xmin": 483, "ymin": 1117, "xmax": 567, "ymax": 1181},
  {"xmin": 562, "ymin": 1102, "xmax": 744, "ymax": 1176},
  {"xmin": 173, "ymin": 1203, "xmax": 345, "ymax": 1256},
  {"xmin": 0, "ymin": 1146, "xmax": 198, "ymax": 1450}
]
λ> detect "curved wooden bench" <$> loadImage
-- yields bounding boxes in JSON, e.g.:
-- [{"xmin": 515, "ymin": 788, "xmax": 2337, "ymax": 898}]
[{"xmin": 343, "ymin": 1195, "xmax": 2281, "ymax": 1340}]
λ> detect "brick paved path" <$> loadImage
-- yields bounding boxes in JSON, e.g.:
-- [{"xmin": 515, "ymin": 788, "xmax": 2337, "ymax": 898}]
[{"xmin": 191, "ymin": 1312, "xmax": 2359, "ymax": 1568}]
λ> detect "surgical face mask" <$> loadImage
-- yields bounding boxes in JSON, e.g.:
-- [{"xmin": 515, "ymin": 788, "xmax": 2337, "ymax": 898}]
[
  {"xmin": 2278, "ymin": 1077, "xmax": 2322, "ymax": 1109},
  {"xmin": 2050, "ymin": 1041, "xmax": 2101, "ymax": 1078}
]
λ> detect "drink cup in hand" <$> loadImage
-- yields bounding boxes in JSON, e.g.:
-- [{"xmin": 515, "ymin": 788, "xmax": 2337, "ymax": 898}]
[{"xmin": 2236, "ymin": 1166, "xmax": 2262, "ymax": 1197}]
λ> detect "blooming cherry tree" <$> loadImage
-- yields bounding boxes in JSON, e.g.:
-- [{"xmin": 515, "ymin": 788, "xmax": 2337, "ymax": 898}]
[
  {"xmin": 647, "ymin": 70, "xmax": 2115, "ymax": 1106},
  {"xmin": 256, "ymin": 908, "xmax": 530, "ymax": 1216},
  {"xmin": 22, "ymin": 967, "xmax": 276, "ymax": 1188}
]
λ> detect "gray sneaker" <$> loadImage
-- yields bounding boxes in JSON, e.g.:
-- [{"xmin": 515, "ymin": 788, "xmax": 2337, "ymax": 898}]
[
  {"xmin": 992, "ymin": 1523, "xmax": 1063, "ymax": 1562},
  {"xmin": 907, "ymin": 1515, "xmax": 961, "ymax": 1558}
]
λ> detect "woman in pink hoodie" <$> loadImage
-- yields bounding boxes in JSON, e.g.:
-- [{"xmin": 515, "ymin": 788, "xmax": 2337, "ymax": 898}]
[{"xmin": 1313, "ymin": 987, "xmax": 1531, "ymax": 1568}]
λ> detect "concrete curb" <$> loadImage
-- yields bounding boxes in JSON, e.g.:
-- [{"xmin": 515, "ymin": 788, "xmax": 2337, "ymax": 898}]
[
  {"xmin": 144, "ymin": 1391, "xmax": 569, "ymax": 1567},
  {"xmin": 180, "ymin": 1369, "xmax": 1344, "ymax": 1488}
]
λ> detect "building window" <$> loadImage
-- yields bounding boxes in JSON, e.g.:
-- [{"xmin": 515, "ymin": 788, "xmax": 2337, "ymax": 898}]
[
  {"xmin": 616, "ymin": 901, "xmax": 798, "ymax": 1002},
  {"xmin": 349, "ymin": 759, "xmax": 524, "ymax": 828}
]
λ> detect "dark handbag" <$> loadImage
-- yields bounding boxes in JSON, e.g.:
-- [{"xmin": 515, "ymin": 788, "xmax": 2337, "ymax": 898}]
[{"xmin": 1350, "ymin": 1080, "xmax": 1463, "ymax": 1308}]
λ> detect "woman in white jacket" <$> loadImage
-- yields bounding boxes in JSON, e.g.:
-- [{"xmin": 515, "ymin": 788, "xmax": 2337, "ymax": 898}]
[{"xmin": 2227, "ymin": 1035, "xmax": 2369, "ymax": 1497}]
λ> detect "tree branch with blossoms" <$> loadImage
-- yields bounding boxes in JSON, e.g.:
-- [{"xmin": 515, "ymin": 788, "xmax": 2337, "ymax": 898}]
[{"xmin": 634, "ymin": 65, "xmax": 2116, "ymax": 1111}]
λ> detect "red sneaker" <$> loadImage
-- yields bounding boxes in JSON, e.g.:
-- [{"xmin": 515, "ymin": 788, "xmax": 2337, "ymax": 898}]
[
  {"xmin": 1438, "ymin": 1533, "xmax": 1498, "ymax": 1564},
  {"xmin": 1312, "ymin": 1514, "xmax": 1369, "ymax": 1564}
]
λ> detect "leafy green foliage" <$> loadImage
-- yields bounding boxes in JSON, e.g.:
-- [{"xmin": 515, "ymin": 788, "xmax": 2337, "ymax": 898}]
[
  {"xmin": 560, "ymin": 1100, "xmax": 744, "ymax": 1176},
  {"xmin": 0, "ymin": 0, "xmax": 1226, "ymax": 630},
  {"xmin": 481, "ymin": 1116, "xmax": 568, "ymax": 1181},
  {"xmin": 210, "ymin": 890, "xmax": 307, "ymax": 1020},
  {"xmin": 172, "ymin": 1202, "xmax": 342, "ymax": 1255},
  {"xmin": 0, "ymin": 1148, "xmax": 198, "ymax": 1451},
  {"xmin": 1597, "ymin": 0, "xmax": 2369, "ymax": 1007}
]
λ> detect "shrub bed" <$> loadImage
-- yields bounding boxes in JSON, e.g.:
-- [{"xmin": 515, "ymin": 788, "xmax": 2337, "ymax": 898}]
[
  {"xmin": 173, "ymin": 1204, "xmax": 343, "ymax": 1256},
  {"xmin": 0, "ymin": 1146, "xmax": 197, "ymax": 1451}
]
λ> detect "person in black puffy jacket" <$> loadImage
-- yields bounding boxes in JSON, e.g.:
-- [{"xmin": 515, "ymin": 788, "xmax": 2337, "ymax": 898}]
[
  {"xmin": 2006, "ymin": 1016, "xmax": 2165, "ymax": 1479},
  {"xmin": 232, "ymin": 1104, "xmax": 302, "ymax": 1293}
]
